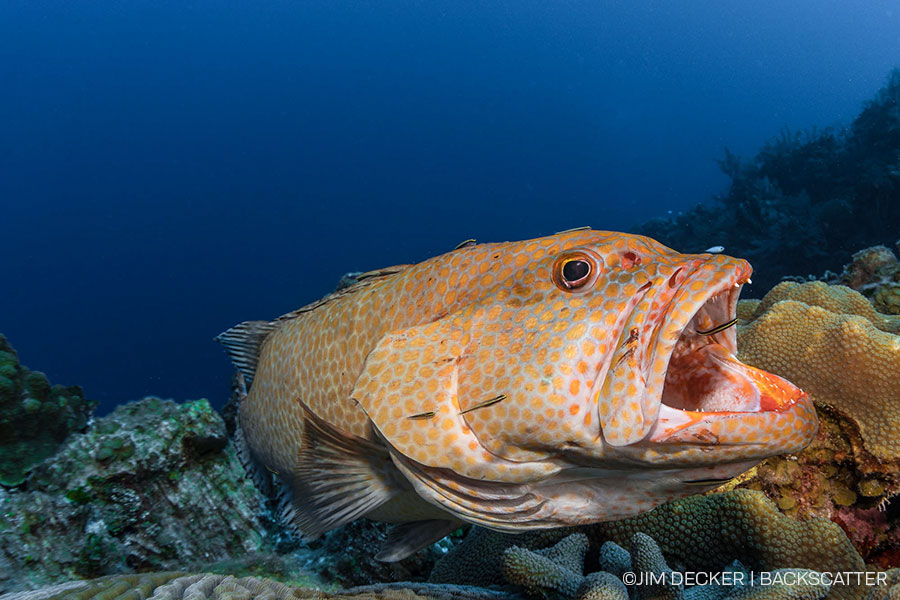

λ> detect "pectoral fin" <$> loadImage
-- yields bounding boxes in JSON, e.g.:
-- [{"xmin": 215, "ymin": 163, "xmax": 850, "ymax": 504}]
[{"xmin": 291, "ymin": 399, "xmax": 406, "ymax": 538}]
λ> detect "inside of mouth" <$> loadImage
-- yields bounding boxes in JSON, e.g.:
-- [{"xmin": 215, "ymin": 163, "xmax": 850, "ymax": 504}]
[{"xmin": 660, "ymin": 289, "xmax": 779, "ymax": 414}]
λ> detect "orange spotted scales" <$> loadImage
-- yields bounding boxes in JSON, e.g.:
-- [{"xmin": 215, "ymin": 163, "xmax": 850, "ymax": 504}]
[{"xmin": 218, "ymin": 229, "xmax": 817, "ymax": 561}]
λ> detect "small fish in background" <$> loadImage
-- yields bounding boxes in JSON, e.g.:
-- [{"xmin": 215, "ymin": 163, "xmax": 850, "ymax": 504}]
[
  {"xmin": 217, "ymin": 228, "xmax": 817, "ymax": 561},
  {"xmin": 704, "ymin": 245, "xmax": 725, "ymax": 253}
]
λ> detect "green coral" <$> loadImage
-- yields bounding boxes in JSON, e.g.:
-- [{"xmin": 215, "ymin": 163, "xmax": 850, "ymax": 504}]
[
  {"xmin": 432, "ymin": 490, "xmax": 860, "ymax": 600},
  {"xmin": 591, "ymin": 489, "xmax": 864, "ymax": 577},
  {"xmin": 23, "ymin": 370, "xmax": 51, "ymax": 401},
  {"xmin": 94, "ymin": 435, "xmax": 135, "ymax": 463},
  {"xmin": 0, "ymin": 374, "xmax": 15, "ymax": 397},
  {"xmin": 0, "ymin": 397, "xmax": 285, "ymax": 593}
]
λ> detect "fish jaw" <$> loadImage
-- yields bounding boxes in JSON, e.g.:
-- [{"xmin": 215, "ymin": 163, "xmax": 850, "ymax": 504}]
[
  {"xmin": 618, "ymin": 254, "xmax": 818, "ymax": 464},
  {"xmin": 592, "ymin": 253, "xmax": 754, "ymax": 447},
  {"xmin": 646, "ymin": 347, "xmax": 817, "ymax": 456}
]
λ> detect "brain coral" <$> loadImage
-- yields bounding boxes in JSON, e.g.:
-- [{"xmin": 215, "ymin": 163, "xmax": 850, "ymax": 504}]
[
  {"xmin": 749, "ymin": 281, "xmax": 900, "ymax": 333},
  {"xmin": 0, "ymin": 572, "xmax": 514, "ymax": 600},
  {"xmin": 737, "ymin": 283, "xmax": 900, "ymax": 460}
]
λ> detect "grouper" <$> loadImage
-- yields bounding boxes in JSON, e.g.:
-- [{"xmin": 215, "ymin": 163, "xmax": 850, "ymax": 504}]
[{"xmin": 217, "ymin": 228, "xmax": 818, "ymax": 561}]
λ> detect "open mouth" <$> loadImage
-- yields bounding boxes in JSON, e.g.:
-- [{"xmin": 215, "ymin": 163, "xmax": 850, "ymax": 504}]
[{"xmin": 655, "ymin": 263, "xmax": 805, "ymax": 420}]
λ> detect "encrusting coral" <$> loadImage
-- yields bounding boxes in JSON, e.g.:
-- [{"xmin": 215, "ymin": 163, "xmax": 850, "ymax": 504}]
[{"xmin": 0, "ymin": 334, "xmax": 94, "ymax": 487}]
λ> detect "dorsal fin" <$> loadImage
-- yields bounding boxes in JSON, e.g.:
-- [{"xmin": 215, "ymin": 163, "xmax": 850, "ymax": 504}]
[
  {"xmin": 215, "ymin": 320, "xmax": 277, "ymax": 387},
  {"xmin": 217, "ymin": 264, "xmax": 410, "ymax": 386}
]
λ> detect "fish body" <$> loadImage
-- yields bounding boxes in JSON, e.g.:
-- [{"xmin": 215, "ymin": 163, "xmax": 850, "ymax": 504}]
[{"xmin": 218, "ymin": 229, "xmax": 817, "ymax": 560}]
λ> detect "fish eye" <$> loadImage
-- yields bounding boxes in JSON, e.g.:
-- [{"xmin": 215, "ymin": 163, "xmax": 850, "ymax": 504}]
[{"xmin": 553, "ymin": 253, "xmax": 597, "ymax": 292}]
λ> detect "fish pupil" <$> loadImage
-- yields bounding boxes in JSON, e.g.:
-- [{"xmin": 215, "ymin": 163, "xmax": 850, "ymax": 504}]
[{"xmin": 563, "ymin": 259, "xmax": 590, "ymax": 284}]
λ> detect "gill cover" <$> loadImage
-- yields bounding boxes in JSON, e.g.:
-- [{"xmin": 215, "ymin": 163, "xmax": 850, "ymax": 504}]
[{"xmin": 351, "ymin": 313, "xmax": 557, "ymax": 484}]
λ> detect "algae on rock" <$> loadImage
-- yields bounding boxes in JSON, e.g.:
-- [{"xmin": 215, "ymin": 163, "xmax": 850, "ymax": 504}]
[
  {"xmin": 0, "ymin": 334, "xmax": 95, "ymax": 487},
  {"xmin": 0, "ymin": 397, "xmax": 277, "ymax": 594}
]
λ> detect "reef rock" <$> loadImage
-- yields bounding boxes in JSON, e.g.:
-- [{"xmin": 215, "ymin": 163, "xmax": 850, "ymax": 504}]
[
  {"xmin": 831, "ymin": 242, "xmax": 900, "ymax": 315},
  {"xmin": 0, "ymin": 334, "xmax": 95, "ymax": 487},
  {"xmin": 0, "ymin": 397, "xmax": 275, "ymax": 593}
]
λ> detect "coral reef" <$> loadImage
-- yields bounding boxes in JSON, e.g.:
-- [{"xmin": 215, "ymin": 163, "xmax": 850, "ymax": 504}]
[
  {"xmin": 737, "ymin": 283, "xmax": 900, "ymax": 460},
  {"xmin": 1, "ymin": 387, "xmax": 451, "ymax": 594},
  {"xmin": 730, "ymin": 278, "xmax": 900, "ymax": 572},
  {"xmin": 0, "ymin": 572, "xmax": 520, "ymax": 600},
  {"xmin": 636, "ymin": 69, "xmax": 900, "ymax": 294},
  {"xmin": 305, "ymin": 518, "xmax": 458, "ymax": 588},
  {"xmin": 502, "ymin": 533, "xmax": 589, "ymax": 598},
  {"xmin": 432, "ymin": 525, "xmax": 835, "ymax": 600},
  {"xmin": 589, "ymin": 490, "xmax": 863, "ymax": 585},
  {"xmin": 430, "ymin": 490, "xmax": 858, "ymax": 598},
  {"xmin": 0, "ymin": 334, "xmax": 95, "ymax": 487},
  {"xmin": 826, "ymin": 243, "xmax": 900, "ymax": 316},
  {"xmin": 731, "ymin": 281, "xmax": 900, "ymax": 567},
  {"xmin": 0, "ymin": 397, "xmax": 280, "ymax": 593}
]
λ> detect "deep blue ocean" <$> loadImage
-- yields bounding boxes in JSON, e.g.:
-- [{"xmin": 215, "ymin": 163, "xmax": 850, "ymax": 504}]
[{"xmin": 1, "ymin": 1, "xmax": 898, "ymax": 413}]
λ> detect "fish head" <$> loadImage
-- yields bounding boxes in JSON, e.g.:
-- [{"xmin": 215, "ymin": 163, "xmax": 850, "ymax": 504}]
[
  {"xmin": 454, "ymin": 231, "xmax": 817, "ymax": 467},
  {"xmin": 355, "ymin": 230, "xmax": 817, "ymax": 527}
]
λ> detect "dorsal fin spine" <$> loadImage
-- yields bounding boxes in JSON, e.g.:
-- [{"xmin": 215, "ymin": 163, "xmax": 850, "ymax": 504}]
[{"xmin": 215, "ymin": 320, "xmax": 277, "ymax": 387}]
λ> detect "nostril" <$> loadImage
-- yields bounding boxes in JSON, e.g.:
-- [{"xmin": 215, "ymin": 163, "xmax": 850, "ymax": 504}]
[
  {"xmin": 622, "ymin": 251, "xmax": 641, "ymax": 269},
  {"xmin": 668, "ymin": 267, "xmax": 684, "ymax": 289}
]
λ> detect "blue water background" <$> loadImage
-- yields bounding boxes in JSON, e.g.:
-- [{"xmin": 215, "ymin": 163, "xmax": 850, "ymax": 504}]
[{"xmin": 1, "ymin": 1, "xmax": 898, "ymax": 412}]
